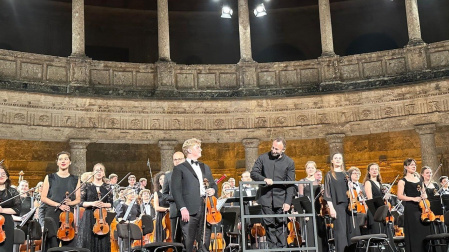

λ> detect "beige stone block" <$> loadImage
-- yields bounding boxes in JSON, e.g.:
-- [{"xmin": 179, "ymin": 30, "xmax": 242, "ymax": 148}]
[
  {"xmin": 176, "ymin": 73, "xmax": 194, "ymax": 89},
  {"xmin": 300, "ymin": 68, "xmax": 319, "ymax": 84},
  {"xmin": 113, "ymin": 71, "xmax": 133, "ymax": 86},
  {"xmin": 0, "ymin": 59, "xmax": 16, "ymax": 78},
  {"xmin": 47, "ymin": 65, "xmax": 67, "ymax": 82},
  {"xmin": 136, "ymin": 72, "xmax": 155, "ymax": 88},
  {"xmin": 198, "ymin": 73, "xmax": 216, "ymax": 89},
  {"xmin": 429, "ymin": 51, "xmax": 449, "ymax": 68},
  {"xmin": 340, "ymin": 64, "xmax": 360, "ymax": 80},
  {"xmin": 258, "ymin": 71, "xmax": 276, "ymax": 86},
  {"xmin": 21, "ymin": 62, "xmax": 43, "ymax": 80},
  {"xmin": 219, "ymin": 73, "xmax": 237, "ymax": 88},
  {"xmin": 280, "ymin": 70, "xmax": 297, "ymax": 86},
  {"xmin": 90, "ymin": 70, "xmax": 110, "ymax": 85},
  {"xmin": 386, "ymin": 58, "xmax": 406, "ymax": 76},
  {"xmin": 363, "ymin": 61, "xmax": 383, "ymax": 78}
]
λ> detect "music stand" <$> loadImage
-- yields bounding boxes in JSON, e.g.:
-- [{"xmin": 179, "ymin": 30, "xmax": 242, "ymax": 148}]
[
  {"xmin": 366, "ymin": 197, "xmax": 385, "ymax": 217},
  {"xmin": 430, "ymin": 199, "xmax": 444, "ymax": 215},
  {"xmin": 292, "ymin": 196, "xmax": 313, "ymax": 214},
  {"xmin": 106, "ymin": 211, "xmax": 117, "ymax": 225},
  {"xmin": 441, "ymin": 195, "xmax": 449, "ymax": 214}
]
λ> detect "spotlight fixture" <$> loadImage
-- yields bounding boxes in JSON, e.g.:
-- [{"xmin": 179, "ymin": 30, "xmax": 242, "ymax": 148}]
[
  {"xmin": 254, "ymin": 3, "xmax": 267, "ymax": 17},
  {"xmin": 221, "ymin": 5, "xmax": 233, "ymax": 18}
]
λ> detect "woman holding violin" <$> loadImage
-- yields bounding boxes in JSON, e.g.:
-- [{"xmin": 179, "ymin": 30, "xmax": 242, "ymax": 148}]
[
  {"xmin": 0, "ymin": 164, "xmax": 21, "ymax": 252},
  {"xmin": 323, "ymin": 153, "xmax": 355, "ymax": 252},
  {"xmin": 397, "ymin": 158, "xmax": 431, "ymax": 252},
  {"xmin": 153, "ymin": 172, "xmax": 170, "ymax": 242},
  {"xmin": 41, "ymin": 151, "xmax": 81, "ymax": 250},
  {"xmin": 363, "ymin": 163, "xmax": 384, "ymax": 234},
  {"xmin": 75, "ymin": 163, "xmax": 113, "ymax": 252}
]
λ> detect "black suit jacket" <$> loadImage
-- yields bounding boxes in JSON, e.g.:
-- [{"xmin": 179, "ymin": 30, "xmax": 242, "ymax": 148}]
[
  {"xmin": 250, "ymin": 152, "xmax": 296, "ymax": 208},
  {"xmin": 171, "ymin": 160, "xmax": 218, "ymax": 215},
  {"xmin": 161, "ymin": 171, "xmax": 180, "ymax": 218}
]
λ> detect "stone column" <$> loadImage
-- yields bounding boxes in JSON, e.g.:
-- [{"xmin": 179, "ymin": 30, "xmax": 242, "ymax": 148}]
[
  {"xmin": 157, "ymin": 0, "xmax": 171, "ymax": 61},
  {"xmin": 326, "ymin": 133, "xmax": 345, "ymax": 157},
  {"xmin": 158, "ymin": 140, "xmax": 178, "ymax": 172},
  {"xmin": 405, "ymin": 0, "xmax": 425, "ymax": 46},
  {"xmin": 69, "ymin": 139, "xmax": 90, "ymax": 177},
  {"xmin": 242, "ymin": 138, "xmax": 260, "ymax": 171},
  {"xmin": 71, "ymin": 0, "xmax": 86, "ymax": 57},
  {"xmin": 415, "ymin": 124, "xmax": 440, "ymax": 177},
  {"xmin": 318, "ymin": 0, "xmax": 336, "ymax": 57},
  {"xmin": 238, "ymin": 0, "xmax": 253, "ymax": 62}
]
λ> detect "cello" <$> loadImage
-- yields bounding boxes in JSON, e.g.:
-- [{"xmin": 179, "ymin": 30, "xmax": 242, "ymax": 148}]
[{"xmin": 56, "ymin": 192, "xmax": 76, "ymax": 241}]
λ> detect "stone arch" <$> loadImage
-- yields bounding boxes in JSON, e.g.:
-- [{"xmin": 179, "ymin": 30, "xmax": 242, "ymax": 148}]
[
  {"xmin": 254, "ymin": 43, "xmax": 306, "ymax": 63},
  {"xmin": 346, "ymin": 33, "xmax": 398, "ymax": 55}
]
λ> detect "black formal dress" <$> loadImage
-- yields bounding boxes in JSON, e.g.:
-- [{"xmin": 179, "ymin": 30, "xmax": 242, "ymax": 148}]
[
  {"xmin": 0, "ymin": 187, "xmax": 21, "ymax": 252},
  {"xmin": 367, "ymin": 180, "xmax": 384, "ymax": 234},
  {"xmin": 155, "ymin": 191, "xmax": 169, "ymax": 242},
  {"xmin": 323, "ymin": 171, "xmax": 359, "ymax": 252},
  {"xmin": 171, "ymin": 160, "xmax": 217, "ymax": 252},
  {"xmin": 250, "ymin": 152, "xmax": 296, "ymax": 249},
  {"xmin": 42, "ymin": 173, "xmax": 78, "ymax": 251},
  {"xmin": 75, "ymin": 182, "xmax": 113, "ymax": 252},
  {"xmin": 297, "ymin": 178, "xmax": 321, "ymax": 251},
  {"xmin": 402, "ymin": 178, "xmax": 431, "ymax": 252}
]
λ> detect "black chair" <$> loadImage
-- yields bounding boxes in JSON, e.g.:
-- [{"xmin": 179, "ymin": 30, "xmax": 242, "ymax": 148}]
[
  {"xmin": 42, "ymin": 217, "xmax": 89, "ymax": 252},
  {"xmin": 13, "ymin": 228, "xmax": 25, "ymax": 252},
  {"xmin": 117, "ymin": 222, "xmax": 142, "ymax": 252},
  {"xmin": 140, "ymin": 215, "xmax": 183, "ymax": 252},
  {"xmin": 350, "ymin": 205, "xmax": 396, "ymax": 252},
  {"xmin": 425, "ymin": 210, "xmax": 449, "ymax": 252}
]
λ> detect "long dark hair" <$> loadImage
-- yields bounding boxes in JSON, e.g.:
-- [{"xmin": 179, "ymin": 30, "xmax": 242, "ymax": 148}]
[
  {"xmin": 363, "ymin": 163, "xmax": 383, "ymax": 184},
  {"xmin": 0, "ymin": 164, "xmax": 12, "ymax": 189},
  {"xmin": 153, "ymin": 172, "xmax": 165, "ymax": 192},
  {"xmin": 403, "ymin": 158, "xmax": 417, "ymax": 176}
]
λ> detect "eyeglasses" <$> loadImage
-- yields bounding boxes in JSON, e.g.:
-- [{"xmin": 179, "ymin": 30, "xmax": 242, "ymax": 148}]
[
  {"xmin": 173, "ymin": 158, "xmax": 185, "ymax": 162},
  {"xmin": 0, "ymin": 173, "xmax": 7, "ymax": 177}
]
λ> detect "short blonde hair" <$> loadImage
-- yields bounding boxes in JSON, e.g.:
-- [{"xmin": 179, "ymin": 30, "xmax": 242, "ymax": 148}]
[
  {"xmin": 139, "ymin": 189, "xmax": 151, "ymax": 198},
  {"xmin": 182, "ymin": 138, "xmax": 202, "ymax": 156}
]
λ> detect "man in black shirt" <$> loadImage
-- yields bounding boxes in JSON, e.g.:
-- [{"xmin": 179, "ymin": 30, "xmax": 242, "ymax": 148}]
[{"xmin": 250, "ymin": 137, "xmax": 295, "ymax": 249}]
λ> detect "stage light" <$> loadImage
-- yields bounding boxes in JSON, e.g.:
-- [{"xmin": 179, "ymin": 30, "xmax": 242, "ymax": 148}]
[
  {"xmin": 221, "ymin": 5, "xmax": 233, "ymax": 18},
  {"xmin": 254, "ymin": 3, "xmax": 267, "ymax": 17}
]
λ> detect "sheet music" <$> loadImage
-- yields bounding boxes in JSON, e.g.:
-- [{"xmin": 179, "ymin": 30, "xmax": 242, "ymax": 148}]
[{"xmin": 217, "ymin": 198, "xmax": 227, "ymax": 211}]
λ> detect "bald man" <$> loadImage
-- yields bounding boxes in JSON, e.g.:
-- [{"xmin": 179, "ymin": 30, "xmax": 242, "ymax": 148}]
[{"xmin": 161, "ymin": 151, "xmax": 185, "ymax": 243}]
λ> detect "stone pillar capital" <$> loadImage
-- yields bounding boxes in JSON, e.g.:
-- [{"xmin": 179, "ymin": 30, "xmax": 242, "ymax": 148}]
[
  {"xmin": 158, "ymin": 140, "xmax": 178, "ymax": 150},
  {"xmin": 415, "ymin": 123, "xmax": 436, "ymax": 135},
  {"xmin": 325, "ymin": 133, "xmax": 345, "ymax": 144},
  {"xmin": 69, "ymin": 139, "xmax": 91, "ymax": 149},
  {"xmin": 242, "ymin": 138, "xmax": 260, "ymax": 148}
]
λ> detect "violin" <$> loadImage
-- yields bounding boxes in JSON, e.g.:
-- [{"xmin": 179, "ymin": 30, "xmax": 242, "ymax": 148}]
[
  {"xmin": 394, "ymin": 225, "xmax": 404, "ymax": 237},
  {"xmin": 417, "ymin": 185, "xmax": 436, "ymax": 222},
  {"xmin": 203, "ymin": 178, "xmax": 222, "ymax": 225},
  {"xmin": 0, "ymin": 209, "xmax": 4, "ymax": 243},
  {"xmin": 347, "ymin": 188, "xmax": 366, "ymax": 214},
  {"xmin": 250, "ymin": 223, "xmax": 266, "ymax": 249},
  {"xmin": 287, "ymin": 218, "xmax": 301, "ymax": 247},
  {"xmin": 56, "ymin": 192, "xmax": 76, "ymax": 241},
  {"xmin": 110, "ymin": 217, "xmax": 119, "ymax": 252},
  {"xmin": 93, "ymin": 191, "xmax": 109, "ymax": 235}
]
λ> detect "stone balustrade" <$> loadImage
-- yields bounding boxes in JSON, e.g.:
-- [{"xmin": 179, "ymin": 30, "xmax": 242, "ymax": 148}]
[{"xmin": 0, "ymin": 40, "xmax": 448, "ymax": 98}]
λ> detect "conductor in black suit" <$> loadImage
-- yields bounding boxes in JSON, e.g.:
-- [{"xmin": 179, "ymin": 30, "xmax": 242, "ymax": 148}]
[
  {"xmin": 171, "ymin": 138, "xmax": 218, "ymax": 252},
  {"xmin": 162, "ymin": 151, "xmax": 185, "ymax": 243},
  {"xmin": 250, "ymin": 137, "xmax": 296, "ymax": 249}
]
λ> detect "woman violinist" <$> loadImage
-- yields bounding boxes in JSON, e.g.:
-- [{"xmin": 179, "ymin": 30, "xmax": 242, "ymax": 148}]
[
  {"xmin": 41, "ymin": 151, "xmax": 81, "ymax": 249},
  {"xmin": 323, "ymin": 153, "xmax": 357, "ymax": 252},
  {"xmin": 363, "ymin": 163, "xmax": 385, "ymax": 234},
  {"xmin": 0, "ymin": 164, "xmax": 21, "ymax": 252},
  {"xmin": 397, "ymin": 158, "xmax": 431, "ymax": 252},
  {"xmin": 153, "ymin": 172, "xmax": 170, "ymax": 242},
  {"xmin": 75, "ymin": 163, "xmax": 113, "ymax": 252}
]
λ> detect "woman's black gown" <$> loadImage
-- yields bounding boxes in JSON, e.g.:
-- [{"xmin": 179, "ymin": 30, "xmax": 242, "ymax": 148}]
[
  {"xmin": 155, "ymin": 191, "xmax": 169, "ymax": 242},
  {"xmin": 367, "ymin": 180, "xmax": 384, "ymax": 234},
  {"xmin": 0, "ymin": 187, "xmax": 21, "ymax": 252},
  {"xmin": 75, "ymin": 182, "xmax": 113, "ymax": 252},
  {"xmin": 402, "ymin": 178, "xmax": 431, "ymax": 252}
]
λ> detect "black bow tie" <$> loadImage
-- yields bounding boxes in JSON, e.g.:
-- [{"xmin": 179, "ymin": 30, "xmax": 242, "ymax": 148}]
[{"xmin": 191, "ymin": 160, "xmax": 199, "ymax": 165}]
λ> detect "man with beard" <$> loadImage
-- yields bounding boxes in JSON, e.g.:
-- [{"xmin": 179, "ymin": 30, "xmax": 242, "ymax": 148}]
[{"xmin": 250, "ymin": 137, "xmax": 295, "ymax": 249}]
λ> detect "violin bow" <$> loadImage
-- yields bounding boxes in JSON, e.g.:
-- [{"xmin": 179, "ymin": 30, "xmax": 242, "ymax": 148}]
[
  {"xmin": 424, "ymin": 163, "xmax": 443, "ymax": 189},
  {"xmin": 383, "ymin": 175, "xmax": 400, "ymax": 200},
  {"xmin": 147, "ymin": 159, "xmax": 154, "ymax": 191},
  {"xmin": 99, "ymin": 172, "xmax": 131, "ymax": 202}
]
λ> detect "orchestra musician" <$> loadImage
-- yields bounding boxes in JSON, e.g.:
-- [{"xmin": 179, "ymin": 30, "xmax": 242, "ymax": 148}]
[
  {"xmin": 346, "ymin": 166, "xmax": 366, "ymax": 236},
  {"xmin": 115, "ymin": 188, "xmax": 140, "ymax": 223},
  {"xmin": 297, "ymin": 161, "xmax": 321, "ymax": 251},
  {"xmin": 0, "ymin": 164, "xmax": 21, "ymax": 252},
  {"xmin": 397, "ymin": 158, "xmax": 431, "ymax": 252},
  {"xmin": 421, "ymin": 166, "xmax": 440, "ymax": 202},
  {"xmin": 171, "ymin": 138, "xmax": 217, "ymax": 252},
  {"xmin": 75, "ymin": 163, "xmax": 113, "ymax": 252},
  {"xmin": 12, "ymin": 180, "xmax": 33, "ymax": 225},
  {"xmin": 250, "ymin": 137, "xmax": 295, "ymax": 249},
  {"xmin": 153, "ymin": 172, "xmax": 169, "ymax": 242},
  {"xmin": 439, "ymin": 176, "xmax": 449, "ymax": 195},
  {"xmin": 161, "ymin": 151, "xmax": 185, "ymax": 243},
  {"xmin": 323, "ymin": 153, "xmax": 354, "ymax": 252},
  {"xmin": 40, "ymin": 151, "xmax": 81, "ymax": 250},
  {"xmin": 138, "ymin": 189, "xmax": 153, "ymax": 217},
  {"xmin": 363, "ymin": 162, "xmax": 385, "ymax": 234}
]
